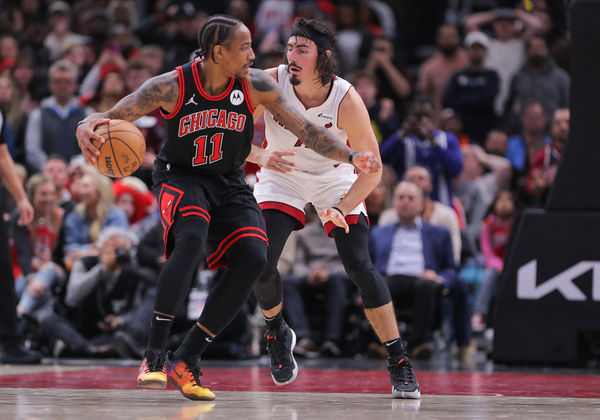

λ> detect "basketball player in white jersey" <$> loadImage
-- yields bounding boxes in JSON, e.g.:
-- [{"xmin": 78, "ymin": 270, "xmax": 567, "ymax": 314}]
[{"xmin": 247, "ymin": 18, "xmax": 420, "ymax": 399}]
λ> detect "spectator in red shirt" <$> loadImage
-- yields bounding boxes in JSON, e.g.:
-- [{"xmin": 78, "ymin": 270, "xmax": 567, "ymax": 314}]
[{"xmin": 525, "ymin": 108, "xmax": 570, "ymax": 207}]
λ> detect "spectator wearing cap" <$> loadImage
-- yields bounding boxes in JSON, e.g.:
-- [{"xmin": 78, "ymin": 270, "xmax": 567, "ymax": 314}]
[
  {"xmin": 443, "ymin": 31, "xmax": 499, "ymax": 145},
  {"xmin": 464, "ymin": 7, "xmax": 547, "ymax": 116},
  {"xmin": 25, "ymin": 60, "xmax": 94, "ymax": 172},
  {"xmin": 43, "ymin": 1, "xmax": 87, "ymax": 62},
  {"xmin": 418, "ymin": 25, "xmax": 469, "ymax": 118}
]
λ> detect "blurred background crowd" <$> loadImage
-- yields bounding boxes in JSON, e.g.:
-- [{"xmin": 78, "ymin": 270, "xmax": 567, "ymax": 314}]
[{"xmin": 0, "ymin": 0, "xmax": 572, "ymax": 367}]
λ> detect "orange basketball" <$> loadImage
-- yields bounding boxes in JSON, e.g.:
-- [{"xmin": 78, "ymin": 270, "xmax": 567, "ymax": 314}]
[{"xmin": 92, "ymin": 119, "xmax": 146, "ymax": 178}]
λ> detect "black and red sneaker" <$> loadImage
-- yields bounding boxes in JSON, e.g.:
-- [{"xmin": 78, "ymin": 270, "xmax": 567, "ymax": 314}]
[
  {"xmin": 265, "ymin": 322, "xmax": 298, "ymax": 385},
  {"xmin": 387, "ymin": 353, "xmax": 421, "ymax": 399}
]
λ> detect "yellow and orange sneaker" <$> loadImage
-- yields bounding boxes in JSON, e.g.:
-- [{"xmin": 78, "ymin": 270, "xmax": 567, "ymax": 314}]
[
  {"xmin": 137, "ymin": 351, "xmax": 167, "ymax": 389},
  {"xmin": 166, "ymin": 352, "xmax": 215, "ymax": 401}
]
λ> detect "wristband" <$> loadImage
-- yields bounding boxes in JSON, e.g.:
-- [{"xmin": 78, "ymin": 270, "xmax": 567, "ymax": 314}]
[
  {"xmin": 348, "ymin": 151, "xmax": 358, "ymax": 164},
  {"xmin": 332, "ymin": 206, "xmax": 344, "ymax": 216},
  {"xmin": 77, "ymin": 120, "xmax": 88, "ymax": 127}
]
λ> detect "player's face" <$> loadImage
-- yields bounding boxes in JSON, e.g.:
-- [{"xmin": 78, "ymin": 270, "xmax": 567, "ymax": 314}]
[
  {"xmin": 286, "ymin": 36, "xmax": 319, "ymax": 86},
  {"xmin": 223, "ymin": 25, "xmax": 255, "ymax": 78}
]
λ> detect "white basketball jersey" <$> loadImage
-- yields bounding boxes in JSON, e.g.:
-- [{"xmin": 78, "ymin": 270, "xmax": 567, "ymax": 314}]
[{"xmin": 263, "ymin": 65, "xmax": 354, "ymax": 175}]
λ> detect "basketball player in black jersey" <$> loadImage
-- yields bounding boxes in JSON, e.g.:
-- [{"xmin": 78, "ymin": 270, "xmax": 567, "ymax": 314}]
[{"xmin": 76, "ymin": 15, "xmax": 379, "ymax": 401}]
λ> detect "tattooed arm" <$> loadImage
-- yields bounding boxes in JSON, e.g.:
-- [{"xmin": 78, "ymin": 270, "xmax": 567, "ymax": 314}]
[
  {"xmin": 76, "ymin": 70, "xmax": 179, "ymax": 164},
  {"xmin": 245, "ymin": 68, "xmax": 380, "ymax": 173}
]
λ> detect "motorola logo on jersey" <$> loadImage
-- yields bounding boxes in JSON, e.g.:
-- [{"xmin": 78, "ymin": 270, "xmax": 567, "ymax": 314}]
[
  {"xmin": 230, "ymin": 89, "xmax": 244, "ymax": 106},
  {"xmin": 178, "ymin": 109, "xmax": 247, "ymax": 137}
]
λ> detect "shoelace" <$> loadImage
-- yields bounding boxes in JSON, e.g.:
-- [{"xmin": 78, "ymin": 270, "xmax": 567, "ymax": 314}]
[
  {"xmin": 185, "ymin": 365, "xmax": 204, "ymax": 387},
  {"xmin": 144, "ymin": 357, "xmax": 166, "ymax": 373},
  {"xmin": 266, "ymin": 332, "xmax": 289, "ymax": 369},
  {"xmin": 389, "ymin": 356, "xmax": 415, "ymax": 385}
]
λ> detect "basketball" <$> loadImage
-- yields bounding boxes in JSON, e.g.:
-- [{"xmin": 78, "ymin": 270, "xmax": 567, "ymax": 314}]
[{"xmin": 92, "ymin": 119, "xmax": 146, "ymax": 178}]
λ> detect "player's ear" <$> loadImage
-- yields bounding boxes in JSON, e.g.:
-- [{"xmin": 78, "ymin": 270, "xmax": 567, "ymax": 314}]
[
  {"xmin": 325, "ymin": 50, "xmax": 332, "ymax": 58},
  {"xmin": 213, "ymin": 45, "xmax": 224, "ymax": 64}
]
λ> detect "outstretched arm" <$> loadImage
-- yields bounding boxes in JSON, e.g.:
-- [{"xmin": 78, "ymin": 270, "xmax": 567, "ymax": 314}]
[
  {"xmin": 76, "ymin": 70, "xmax": 179, "ymax": 164},
  {"xmin": 320, "ymin": 87, "xmax": 383, "ymax": 232},
  {"xmin": 246, "ymin": 68, "xmax": 380, "ymax": 173}
]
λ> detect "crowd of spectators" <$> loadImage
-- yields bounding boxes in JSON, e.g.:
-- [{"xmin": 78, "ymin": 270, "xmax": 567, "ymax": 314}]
[{"xmin": 0, "ymin": 0, "xmax": 571, "ymax": 367}]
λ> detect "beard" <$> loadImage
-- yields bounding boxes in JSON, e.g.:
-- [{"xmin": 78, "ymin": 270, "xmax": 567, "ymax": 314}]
[
  {"xmin": 289, "ymin": 74, "xmax": 301, "ymax": 86},
  {"xmin": 529, "ymin": 55, "xmax": 548, "ymax": 67},
  {"xmin": 440, "ymin": 45, "xmax": 458, "ymax": 56},
  {"xmin": 470, "ymin": 57, "xmax": 484, "ymax": 67}
]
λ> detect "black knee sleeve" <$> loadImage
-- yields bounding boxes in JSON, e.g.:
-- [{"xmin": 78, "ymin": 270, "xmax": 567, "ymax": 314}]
[
  {"xmin": 199, "ymin": 237, "xmax": 267, "ymax": 334},
  {"xmin": 253, "ymin": 210, "xmax": 298, "ymax": 310},
  {"xmin": 333, "ymin": 215, "xmax": 391, "ymax": 308},
  {"xmin": 155, "ymin": 217, "xmax": 208, "ymax": 315}
]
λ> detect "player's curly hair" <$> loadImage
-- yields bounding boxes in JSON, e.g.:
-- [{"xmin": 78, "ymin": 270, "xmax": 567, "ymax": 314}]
[
  {"xmin": 287, "ymin": 18, "xmax": 338, "ymax": 86},
  {"xmin": 194, "ymin": 15, "xmax": 242, "ymax": 63}
]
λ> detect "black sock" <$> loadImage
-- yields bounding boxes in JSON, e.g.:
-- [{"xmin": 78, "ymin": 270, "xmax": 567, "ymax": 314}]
[
  {"xmin": 265, "ymin": 311, "xmax": 284, "ymax": 332},
  {"xmin": 384, "ymin": 338, "xmax": 406, "ymax": 357},
  {"xmin": 172, "ymin": 323, "xmax": 213, "ymax": 361},
  {"xmin": 146, "ymin": 313, "xmax": 174, "ymax": 355}
]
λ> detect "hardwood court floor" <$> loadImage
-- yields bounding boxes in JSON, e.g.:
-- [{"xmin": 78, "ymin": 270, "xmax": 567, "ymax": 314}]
[{"xmin": 1, "ymin": 360, "xmax": 599, "ymax": 419}]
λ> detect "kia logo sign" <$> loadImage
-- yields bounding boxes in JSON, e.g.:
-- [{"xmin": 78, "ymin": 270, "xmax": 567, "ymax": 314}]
[{"xmin": 517, "ymin": 260, "xmax": 600, "ymax": 301}]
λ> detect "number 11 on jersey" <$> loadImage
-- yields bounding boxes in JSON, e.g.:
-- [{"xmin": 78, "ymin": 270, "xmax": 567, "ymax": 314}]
[{"xmin": 193, "ymin": 132, "xmax": 224, "ymax": 166}]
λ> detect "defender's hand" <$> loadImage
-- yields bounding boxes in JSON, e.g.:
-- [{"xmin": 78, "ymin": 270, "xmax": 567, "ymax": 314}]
[
  {"xmin": 260, "ymin": 149, "xmax": 296, "ymax": 173},
  {"xmin": 76, "ymin": 118, "xmax": 110, "ymax": 165},
  {"xmin": 351, "ymin": 151, "xmax": 381, "ymax": 173},
  {"xmin": 319, "ymin": 208, "xmax": 349, "ymax": 234}
]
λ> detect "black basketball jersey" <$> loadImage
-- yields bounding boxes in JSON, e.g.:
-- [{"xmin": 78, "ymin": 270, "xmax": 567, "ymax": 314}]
[{"xmin": 157, "ymin": 59, "xmax": 255, "ymax": 174}]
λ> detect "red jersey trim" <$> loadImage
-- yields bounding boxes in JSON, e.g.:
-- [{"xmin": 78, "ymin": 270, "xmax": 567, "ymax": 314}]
[
  {"xmin": 160, "ymin": 66, "xmax": 185, "ymax": 119},
  {"xmin": 207, "ymin": 227, "xmax": 268, "ymax": 270},
  {"xmin": 258, "ymin": 201, "xmax": 305, "ymax": 230},
  {"xmin": 191, "ymin": 60, "xmax": 235, "ymax": 101},
  {"xmin": 241, "ymin": 79, "xmax": 254, "ymax": 114},
  {"xmin": 207, "ymin": 233, "xmax": 269, "ymax": 270}
]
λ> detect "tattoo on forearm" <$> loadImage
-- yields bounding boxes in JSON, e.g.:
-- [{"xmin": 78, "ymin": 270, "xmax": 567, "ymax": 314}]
[
  {"xmin": 107, "ymin": 72, "xmax": 178, "ymax": 121},
  {"xmin": 270, "ymin": 97, "xmax": 351, "ymax": 162}
]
